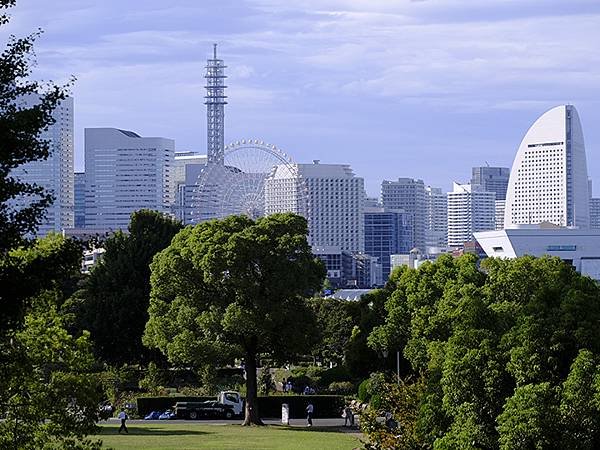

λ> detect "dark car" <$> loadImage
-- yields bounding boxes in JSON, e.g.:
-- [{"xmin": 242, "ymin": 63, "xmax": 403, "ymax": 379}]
[{"xmin": 174, "ymin": 401, "xmax": 235, "ymax": 420}]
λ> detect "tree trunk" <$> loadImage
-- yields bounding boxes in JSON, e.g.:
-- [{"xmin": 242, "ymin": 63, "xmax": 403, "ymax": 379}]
[{"xmin": 242, "ymin": 351, "xmax": 264, "ymax": 426}]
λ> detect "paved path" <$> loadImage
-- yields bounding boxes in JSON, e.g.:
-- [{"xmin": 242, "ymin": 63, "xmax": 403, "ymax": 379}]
[{"xmin": 105, "ymin": 417, "xmax": 360, "ymax": 430}]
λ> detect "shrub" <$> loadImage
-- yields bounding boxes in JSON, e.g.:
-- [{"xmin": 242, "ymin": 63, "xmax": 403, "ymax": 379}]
[
  {"xmin": 328, "ymin": 381, "xmax": 355, "ymax": 395},
  {"xmin": 320, "ymin": 365, "xmax": 352, "ymax": 387},
  {"xmin": 358, "ymin": 379, "xmax": 371, "ymax": 402}
]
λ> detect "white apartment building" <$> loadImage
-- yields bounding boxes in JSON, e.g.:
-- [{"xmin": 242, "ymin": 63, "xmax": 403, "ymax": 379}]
[
  {"xmin": 447, "ymin": 182, "xmax": 495, "ymax": 248},
  {"xmin": 11, "ymin": 96, "xmax": 74, "ymax": 235},
  {"xmin": 381, "ymin": 178, "xmax": 426, "ymax": 251},
  {"xmin": 172, "ymin": 151, "xmax": 207, "ymax": 223},
  {"xmin": 84, "ymin": 128, "xmax": 174, "ymax": 230},
  {"xmin": 425, "ymin": 186, "xmax": 447, "ymax": 248},
  {"xmin": 265, "ymin": 160, "xmax": 364, "ymax": 253},
  {"xmin": 504, "ymin": 105, "xmax": 589, "ymax": 229}
]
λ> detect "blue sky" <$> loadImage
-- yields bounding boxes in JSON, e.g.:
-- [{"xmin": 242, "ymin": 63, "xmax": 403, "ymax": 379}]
[{"xmin": 2, "ymin": 0, "xmax": 600, "ymax": 196}]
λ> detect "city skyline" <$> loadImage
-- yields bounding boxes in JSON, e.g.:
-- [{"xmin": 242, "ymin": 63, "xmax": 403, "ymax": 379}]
[{"xmin": 2, "ymin": 0, "xmax": 600, "ymax": 196}]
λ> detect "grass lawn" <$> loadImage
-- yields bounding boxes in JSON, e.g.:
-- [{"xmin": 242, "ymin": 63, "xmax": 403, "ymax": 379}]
[{"xmin": 95, "ymin": 423, "xmax": 361, "ymax": 450}]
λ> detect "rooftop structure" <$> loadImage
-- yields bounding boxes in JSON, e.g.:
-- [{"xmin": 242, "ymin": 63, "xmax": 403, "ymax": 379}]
[{"xmin": 475, "ymin": 226, "xmax": 600, "ymax": 280}]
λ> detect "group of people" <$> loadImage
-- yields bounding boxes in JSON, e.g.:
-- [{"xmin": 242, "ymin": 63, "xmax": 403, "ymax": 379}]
[
  {"xmin": 302, "ymin": 385, "xmax": 316, "ymax": 395},
  {"xmin": 282, "ymin": 378, "xmax": 294, "ymax": 393}
]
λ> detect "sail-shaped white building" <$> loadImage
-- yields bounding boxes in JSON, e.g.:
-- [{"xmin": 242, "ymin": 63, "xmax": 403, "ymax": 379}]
[
  {"xmin": 504, "ymin": 105, "xmax": 589, "ymax": 229},
  {"xmin": 476, "ymin": 105, "xmax": 600, "ymax": 280}
]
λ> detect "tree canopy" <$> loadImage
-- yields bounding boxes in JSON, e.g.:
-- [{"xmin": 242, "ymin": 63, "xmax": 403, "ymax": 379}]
[
  {"xmin": 144, "ymin": 213, "xmax": 325, "ymax": 425},
  {"xmin": 72, "ymin": 209, "xmax": 182, "ymax": 365},
  {"xmin": 364, "ymin": 254, "xmax": 600, "ymax": 449}
]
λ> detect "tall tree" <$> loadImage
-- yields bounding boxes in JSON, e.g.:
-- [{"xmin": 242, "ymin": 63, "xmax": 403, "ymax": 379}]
[
  {"xmin": 0, "ymin": 0, "xmax": 70, "ymax": 254},
  {"xmin": 72, "ymin": 209, "xmax": 182, "ymax": 365},
  {"xmin": 144, "ymin": 213, "xmax": 325, "ymax": 425}
]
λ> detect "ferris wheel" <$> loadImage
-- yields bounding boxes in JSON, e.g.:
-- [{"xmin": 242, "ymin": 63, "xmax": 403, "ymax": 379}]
[{"xmin": 192, "ymin": 139, "xmax": 305, "ymax": 222}]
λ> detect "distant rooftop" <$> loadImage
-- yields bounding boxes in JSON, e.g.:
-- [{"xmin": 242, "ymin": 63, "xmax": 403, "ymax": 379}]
[{"xmin": 117, "ymin": 129, "xmax": 141, "ymax": 138}]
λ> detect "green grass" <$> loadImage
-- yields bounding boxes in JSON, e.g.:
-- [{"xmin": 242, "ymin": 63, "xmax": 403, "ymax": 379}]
[{"xmin": 95, "ymin": 423, "xmax": 361, "ymax": 450}]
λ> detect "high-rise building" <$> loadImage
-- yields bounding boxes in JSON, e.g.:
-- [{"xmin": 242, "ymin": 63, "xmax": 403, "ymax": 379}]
[
  {"xmin": 504, "ymin": 105, "xmax": 589, "ymax": 229},
  {"xmin": 265, "ymin": 161, "xmax": 364, "ymax": 253},
  {"xmin": 84, "ymin": 128, "xmax": 174, "ymax": 230},
  {"xmin": 447, "ymin": 182, "xmax": 495, "ymax": 248},
  {"xmin": 471, "ymin": 166, "xmax": 510, "ymax": 201},
  {"xmin": 425, "ymin": 186, "xmax": 447, "ymax": 248},
  {"xmin": 74, "ymin": 172, "xmax": 85, "ymax": 228},
  {"xmin": 11, "ymin": 97, "xmax": 74, "ymax": 235},
  {"xmin": 381, "ymin": 178, "xmax": 426, "ymax": 251},
  {"xmin": 364, "ymin": 207, "xmax": 413, "ymax": 281}
]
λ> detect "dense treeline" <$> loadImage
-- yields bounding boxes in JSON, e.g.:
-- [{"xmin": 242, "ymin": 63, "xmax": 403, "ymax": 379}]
[{"xmin": 362, "ymin": 254, "xmax": 600, "ymax": 449}]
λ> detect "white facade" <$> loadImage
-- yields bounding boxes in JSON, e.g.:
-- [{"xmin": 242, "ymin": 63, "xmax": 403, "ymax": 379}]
[
  {"xmin": 590, "ymin": 198, "xmax": 600, "ymax": 230},
  {"xmin": 495, "ymin": 200, "xmax": 505, "ymax": 230},
  {"xmin": 504, "ymin": 105, "xmax": 589, "ymax": 229},
  {"xmin": 84, "ymin": 128, "xmax": 174, "ymax": 230},
  {"xmin": 381, "ymin": 178, "xmax": 426, "ymax": 251},
  {"xmin": 11, "ymin": 97, "xmax": 74, "ymax": 235},
  {"xmin": 265, "ymin": 161, "xmax": 364, "ymax": 252},
  {"xmin": 425, "ymin": 186, "xmax": 447, "ymax": 249},
  {"xmin": 475, "ymin": 226, "xmax": 600, "ymax": 281},
  {"xmin": 447, "ymin": 182, "xmax": 495, "ymax": 248},
  {"xmin": 172, "ymin": 151, "xmax": 207, "ymax": 223}
]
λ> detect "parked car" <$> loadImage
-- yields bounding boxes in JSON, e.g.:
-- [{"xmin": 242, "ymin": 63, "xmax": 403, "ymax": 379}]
[
  {"xmin": 174, "ymin": 400, "xmax": 236, "ymax": 420},
  {"xmin": 159, "ymin": 410, "xmax": 176, "ymax": 420},
  {"xmin": 144, "ymin": 411, "xmax": 161, "ymax": 420}
]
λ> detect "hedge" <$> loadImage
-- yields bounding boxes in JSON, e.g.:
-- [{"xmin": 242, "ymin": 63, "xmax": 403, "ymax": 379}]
[
  {"xmin": 137, "ymin": 394, "xmax": 345, "ymax": 418},
  {"xmin": 258, "ymin": 395, "xmax": 345, "ymax": 419},
  {"xmin": 137, "ymin": 396, "xmax": 213, "ymax": 415}
]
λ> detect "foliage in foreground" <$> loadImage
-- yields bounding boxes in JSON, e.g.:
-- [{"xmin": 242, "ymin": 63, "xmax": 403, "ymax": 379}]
[
  {"xmin": 0, "ymin": 291, "xmax": 101, "ymax": 449},
  {"xmin": 364, "ymin": 254, "xmax": 600, "ymax": 449}
]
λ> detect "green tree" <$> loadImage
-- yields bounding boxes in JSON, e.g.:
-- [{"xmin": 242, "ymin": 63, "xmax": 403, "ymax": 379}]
[
  {"xmin": 0, "ymin": 232, "xmax": 83, "ymax": 333},
  {"xmin": 344, "ymin": 288, "xmax": 391, "ymax": 379},
  {"xmin": 0, "ymin": 291, "xmax": 101, "ymax": 449},
  {"xmin": 258, "ymin": 367, "xmax": 275, "ymax": 395},
  {"xmin": 309, "ymin": 297, "xmax": 354, "ymax": 365},
  {"xmin": 367, "ymin": 254, "xmax": 600, "ymax": 448},
  {"xmin": 559, "ymin": 349, "xmax": 600, "ymax": 449},
  {"xmin": 72, "ymin": 209, "xmax": 182, "ymax": 365},
  {"xmin": 143, "ymin": 213, "xmax": 325, "ymax": 425},
  {"xmin": 497, "ymin": 383, "xmax": 560, "ymax": 450}
]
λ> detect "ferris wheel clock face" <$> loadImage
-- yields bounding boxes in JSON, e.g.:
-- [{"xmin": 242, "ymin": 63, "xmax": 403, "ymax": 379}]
[{"xmin": 192, "ymin": 140, "xmax": 306, "ymax": 222}]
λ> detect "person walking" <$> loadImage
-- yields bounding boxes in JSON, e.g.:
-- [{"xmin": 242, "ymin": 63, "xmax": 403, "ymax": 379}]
[
  {"xmin": 118, "ymin": 408, "xmax": 129, "ymax": 434},
  {"xmin": 306, "ymin": 402, "xmax": 314, "ymax": 427},
  {"xmin": 343, "ymin": 405, "xmax": 354, "ymax": 427}
]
